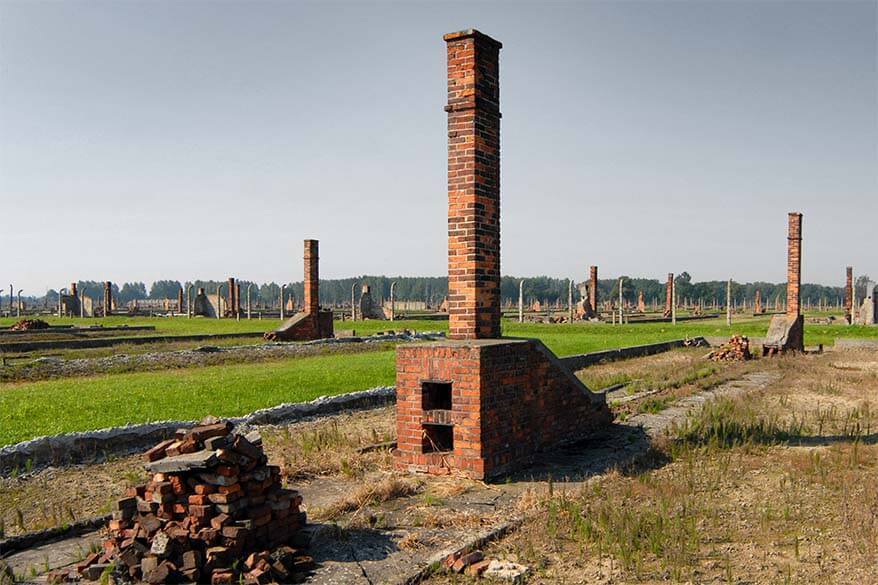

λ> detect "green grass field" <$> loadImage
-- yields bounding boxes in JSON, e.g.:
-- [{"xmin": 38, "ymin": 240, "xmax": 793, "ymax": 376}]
[
  {"xmin": 1, "ymin": 314, "xmax": 875, "ymax": 446},
  {"xmin": 0, "ymin": 351, "xmax": 397, "ymax": 446}
]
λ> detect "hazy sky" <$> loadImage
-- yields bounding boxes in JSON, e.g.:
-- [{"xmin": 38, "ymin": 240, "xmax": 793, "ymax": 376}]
[{"xmin": 2, "ymin": 0, "xmax": 876, "ymax": 295}]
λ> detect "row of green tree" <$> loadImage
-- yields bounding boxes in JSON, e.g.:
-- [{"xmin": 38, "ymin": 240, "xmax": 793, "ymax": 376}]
[{"xmin": 23, "ymin": 273, "xmax": 870, "ymax": 308}]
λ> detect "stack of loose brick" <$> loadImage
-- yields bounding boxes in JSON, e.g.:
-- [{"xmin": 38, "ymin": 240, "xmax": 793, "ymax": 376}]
[
  {"xmin": 70, "ymin": 418, "xmax": 311, "ymax": 584},
  {"xmin": 707, "ymin": 335, "xmax": 752, "ymax": 362}
]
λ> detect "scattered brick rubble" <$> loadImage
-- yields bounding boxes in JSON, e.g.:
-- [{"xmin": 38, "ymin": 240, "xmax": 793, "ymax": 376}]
[
  {"xmin": 442, "ymin": 549, "xmax": 529, "ymax": 582},
  {"xmin": 707, "ymin": 335, "xmax": 752, "ymax": 362},
  {"xmin": 9, "ymin": 318, "xmax": 50, "ymax": 331},
  {"xmin": 49, "ymin": 417, "xmax": 312, "ymax": 584}
]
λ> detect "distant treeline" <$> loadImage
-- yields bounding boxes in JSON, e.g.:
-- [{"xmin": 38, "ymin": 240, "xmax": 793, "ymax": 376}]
[{"xmin": 19, "ymin": 272, "xmax": 870, "ymax": 309}]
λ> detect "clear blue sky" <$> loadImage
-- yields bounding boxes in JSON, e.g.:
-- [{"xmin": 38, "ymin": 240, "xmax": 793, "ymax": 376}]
[{"xmin": 2, "ymin": 0, "xmax": 876, "ymax": 295}]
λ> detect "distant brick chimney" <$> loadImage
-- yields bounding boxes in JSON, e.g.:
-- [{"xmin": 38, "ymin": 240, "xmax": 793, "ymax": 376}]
[
  {"xmin": 664, "ymin": 273, "xmax": 674, "ymax": 316},
  {"xmin": 445, "ymin": 30, "xmax": 503, "ymax": 340},
  {"xmin": 303, "ymin": 239, "xmax": 319, "ymax": 315},
  {"xmin": 104, "ymin": 281, "xmax": 113, "ymax": 314},
  {"xmin": 227, "ymin": 277, "xmax": 236, "ymax": 317},
  {"xmin": 589, "ymin": 266, "xmax": 599, "ymax": 313},
  {"xmin": 786, "ymin": 213, "xmax": 802, "ymax": 317},
  {"xmin": 845, "ymin": 266, "xmax": 853, "ymax": 323}
]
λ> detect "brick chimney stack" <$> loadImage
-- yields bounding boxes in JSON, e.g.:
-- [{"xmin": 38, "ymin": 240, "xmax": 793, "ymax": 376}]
[
  {"xmin": 845, "ymin": 266, "xmax": 853, "ymax": 323},
  {"xmin": 227, "ymin": 277, "xmax": 236, "ymax": 317},
  {"xmin": 104, "ymin": 281, "xmax": 113, "ymax": 314},
  {"xmin": 589, "ymin": 266, "xmax": 599, "ymax": 313},
  {"xmin": 665, "ymin": 273, "xmax": 674, "ymax": 315},
  {"xmin": 303, "ymin": 239, "xmax": 319, "ymax": 315},
  {"xmin": 786, "ymin": 213, "xmax": 802, "ymax": 317},
  {"xmin": 444, "ymin": 29, "xmax": 502, "ymax": 340}
]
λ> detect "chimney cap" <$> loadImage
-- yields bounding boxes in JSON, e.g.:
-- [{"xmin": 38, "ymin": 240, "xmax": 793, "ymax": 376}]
[{"xmin": 443, "ymin": 29, "xmax": 503, "ymax": 48}]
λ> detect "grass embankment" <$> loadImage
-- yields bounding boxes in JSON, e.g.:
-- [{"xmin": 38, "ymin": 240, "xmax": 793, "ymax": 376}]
[
  {"xmin": 0, "ymin": 351, "xmax": 396, "ymax": 446},
  {"xmin": 0, "ymin": 315, "xmax": 277, "ymax": 336},
  {"xmin": 505, "ymin": 315, "xmax": 878, "ymax": 355},
  {"xmin": 3, "ymin": 313, "xmax": 874, "ymax": 351},
  {"xmin": 0, "ymin": 315, "xmax": 445, "ymax": 338},
  {"xmin": 576, "ymin": 347, "xmax": 764, "ymax": 418}
]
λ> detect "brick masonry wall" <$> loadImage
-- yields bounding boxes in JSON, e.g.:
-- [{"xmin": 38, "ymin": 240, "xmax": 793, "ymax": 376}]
[
  {"xmin": 787, "ymin": 213, "xmax": 802, "ymax": 317},
  {"xmin": 445, "ymin": 30, "xmax": 502, "ymax": 340},
  {"xmin": 395, "ymin": 340, "xmax": 612, "ymax": 480},
  {"xmin": 589, "ymin": 266, "xmax": 599, "ymax": 312}
]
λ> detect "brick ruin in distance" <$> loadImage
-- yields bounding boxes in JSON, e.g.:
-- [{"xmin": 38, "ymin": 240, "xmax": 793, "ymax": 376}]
[
  {"xmin": 393, "ymin": 29, "xmax": 611, "ymax": 481},
  {"xmin": 763, "ymin": 212, "xmax": 804, "ymax": 355},
  {"xmin": 264, "ymin": 240, "xmax": 333, "ymax": 341},
  {"xmin": 662, "ymin": 273, "xmax": 673, "ymax": 318}
]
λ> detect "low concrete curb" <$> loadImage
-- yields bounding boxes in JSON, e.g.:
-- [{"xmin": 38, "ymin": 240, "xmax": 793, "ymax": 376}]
[
  {"xmin": 834, "ymin": 338, "xmax": 878, "ymax": 349},
  {"xmin": 559, "ymin": 337, "xmax": 708, "ymax": 371},
  {"xmin": 0, "ymin": 516, "xmax": 109, "ymax": 558}
]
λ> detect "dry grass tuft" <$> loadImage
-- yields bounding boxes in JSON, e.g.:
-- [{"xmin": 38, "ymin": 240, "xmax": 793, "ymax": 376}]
[
  {"xmin": 317, "ymin": 474, "xmax": 423, "ymax": 521},
  {"xmin": 264, "ymin": 408, "xmax": 396, "ymax": 480},
  {"xmin": 398, "ymin": 531, "xmax": 429, "ymax": 550}
]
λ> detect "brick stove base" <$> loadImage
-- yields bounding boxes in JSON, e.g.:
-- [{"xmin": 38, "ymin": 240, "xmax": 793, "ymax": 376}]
[
  {"xmin": 394, "ymin": 339, "xmax": 612, "ymax": 480},
  {"xmin": 264, "ymin": 310, "xmax": 333, "ymax": 342}
]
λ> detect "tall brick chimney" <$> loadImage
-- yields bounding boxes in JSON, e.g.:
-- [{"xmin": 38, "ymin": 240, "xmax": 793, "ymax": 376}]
[
  {"xmin": 589, "ymin": 266, "xmax": 599, "ymax": 313},
  {"xmin": 393, "ymin": 28, "xmax": 610, "ymax": 481},
  {"xmin": 664, "ymin": 273, "xmax": 674, "ymax": 316},
  {"xmin": 445, "ymin": 30, "xmax": 502, "ymax": 340},
  {"xmin": 786, "ymin": 212, "xmax": 802, "ymax": 317},
  {"xmin": 845, "ymin": 266, "xmax": 853, "ymax": 323},
  {"xmin": 303, "ymin": 239, "xmax": 319, "ymax": 315}
]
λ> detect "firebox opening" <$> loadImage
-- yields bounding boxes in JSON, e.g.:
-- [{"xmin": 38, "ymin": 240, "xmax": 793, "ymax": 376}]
[
  {"xmin": 423, "ymin": 424, "xmax": 454, "ymax": 453},
  {"xmin": 422, "ymin": 381, "xmax": 452, "ymax": 411}
]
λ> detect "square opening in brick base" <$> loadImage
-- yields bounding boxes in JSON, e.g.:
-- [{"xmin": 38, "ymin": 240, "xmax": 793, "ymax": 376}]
[
  {"xmin": 422, "ymin": 381, "xmax": 452, "ymax": 410},
  {"xmin": 423, "ymin": 424, "xmax": 453, "ymax": 454}
]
